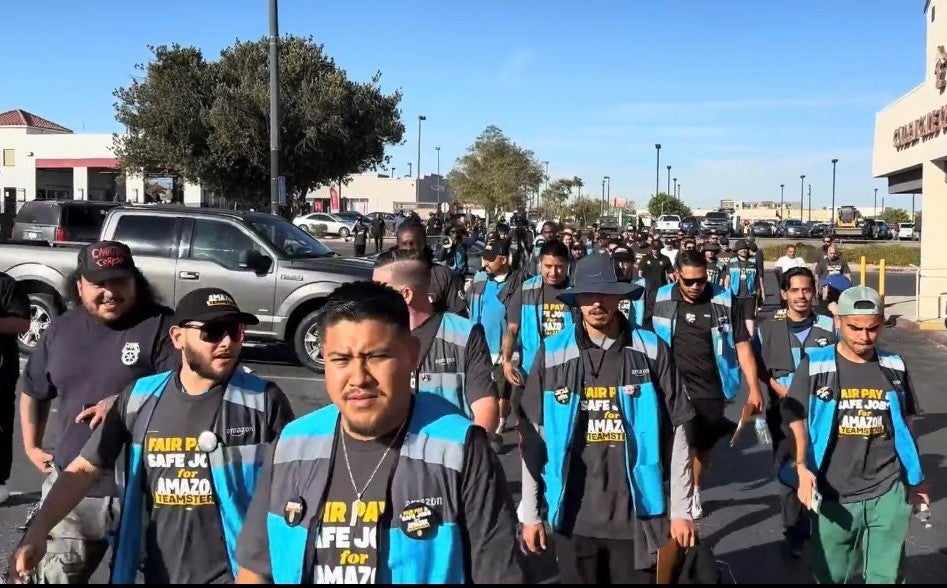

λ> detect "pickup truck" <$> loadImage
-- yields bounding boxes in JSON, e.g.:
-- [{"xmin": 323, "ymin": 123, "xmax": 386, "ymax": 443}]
[
  {"xmin": 654, "ymin": 215, "xmax": 682, "ymax": 235},
  {"xmin": 1, "ymin": 205, "xmax": 373, "ymax": 373}
]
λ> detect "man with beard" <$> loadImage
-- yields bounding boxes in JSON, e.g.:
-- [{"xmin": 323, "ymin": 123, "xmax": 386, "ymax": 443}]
[
  {"xmin": 393, "ymin": 222, "xmax": 467, "ymax": 316},
  {"xmin": 814, "ymin": 244, "xmax": 852, "ymax": 283},
  {"xmin": 13, "ymin": 288, "xmax": 293, "ymax": 584},
  {"xmin": 518, "ymin": 255, "xmax": 696, "ymax": 583},
  {"xmin": 612, "ymin": 247, "xmax": 646, "ymax": 326},
  {"xmin": 755, "ymin": 267, "xmax": 837, "ymax": 557},
  {"xmin": 234, "ymin": 282, "xmax": 525, "ymax": 584},
  {"xmin": 646, "ymin": 250, "xmax": 765, "ymax": 519},
  {"xmin": 372, "ymin": 251, "xmax": 498, "ymax": 437},
  {"xmin": 17, "ymin": 241, "xmax": 180, "ymax": 583}
]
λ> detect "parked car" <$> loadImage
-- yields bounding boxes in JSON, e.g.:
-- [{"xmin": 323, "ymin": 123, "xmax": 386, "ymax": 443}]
[
  {"xmin": 750, "ymin": 221, "xmax": 775, "ymax": 238},
  {"xmin": 0, "ymin": 206, "xmax": 372, "ymax": 372},
  {"xmin": 808, "ymin": 222, "xmax": 831, "ymax": 238},
  {"xmin": 777, "ymin": 219, "xmax": 810, "ymax": 238},
  {"xmin": 679, "ymin": 216, "xmax": 699, "ymax": 237},
  {"xmin": 293, "ymin": 212, "xmax": 359, "ymax": 237},
  {"xmin": 875, "ymin": 220, "xmax": 893, "ymax": 240},
  {"xmin": 12, "ymin": 200, "xmax": 120, "ymax": 243},
  {"xmin": 897, "ymin": 222, "xmax": 917, "ymax": 240},
  {"xmin": 655, "ymin": 215, "xmax": 682, "ymax": 235},
  {"xmin": 699, "ymin": 211, "xmax": 731, "ymax": 236},
  {"xmin": 334, "ymin": 210, "xmax": 371, "ymax": 227}
]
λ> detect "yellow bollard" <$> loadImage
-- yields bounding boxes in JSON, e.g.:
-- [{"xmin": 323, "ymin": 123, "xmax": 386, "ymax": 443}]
[
  {"xmin": 878, "ymin": 258, "xmax": 886, "ymax": 303},
  {"xmin": 860, "ymin": 256, "xmax": 867, "ymax": 286}
]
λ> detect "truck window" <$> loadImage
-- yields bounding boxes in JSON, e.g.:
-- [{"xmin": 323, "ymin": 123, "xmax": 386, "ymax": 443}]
[
  {"xmin": 112, "ymin": 215, "xmax": 177, "ymax": 257},
  {"xmin": 190, "ymin": 220, "xmax": 261, "ymax": 269}
]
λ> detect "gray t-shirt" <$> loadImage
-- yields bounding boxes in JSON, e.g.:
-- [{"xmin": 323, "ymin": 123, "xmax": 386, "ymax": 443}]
[
  {"xmin": 236, "ymin": 420, "xmax": 526, "ymax": 583},
  {"xmin": 783, "ymin": 352, "xmax": 917, "ymax": 503}
]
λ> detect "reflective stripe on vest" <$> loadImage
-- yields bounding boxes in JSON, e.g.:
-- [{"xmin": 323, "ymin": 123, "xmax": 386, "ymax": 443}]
[
  {"xmin": 805, "ymin": 347, "xmax": 923, "ymax": 486},
  {"xmin": 652, "ymin": 284, "xmax": 741, "ymax": 400},
  {"xmin": 520, "ymin": 276, "xmax": 574, "ymax": 375},
  {"xmin": 541, "ymin": 325, "xmax": 666, "ymax": 531},
  {"xmin": 417, "ymin": 313, "xmax": 472, "ymax": 417},
  {"xmin": 111, "ymin": 367, "xmax": 269, "ymax": 583},
  {"xmin": 728, "ymin": 260, "xmax": 758, "ymax": 296},
  {"xmin": 266, "ymin": 393, "xmax": 471, "ymax": 584}
]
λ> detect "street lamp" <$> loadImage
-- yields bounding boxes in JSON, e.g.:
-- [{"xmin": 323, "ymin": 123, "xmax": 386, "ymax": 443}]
[
  {"xmin": 678, "ymin": 184, "xmax": 682, "ymax": 200},
  {"xmin": 416, "ymin": 115, "xmax": 426, "ymax": 200},
  {"xmin": 407, "ymin": 162, "xmax": 412, "ymax": 178},
  {"xmin": 606, "ymin": 175, "xmax": 611, "ymax": 203},
  {"xmin": 779, "ymin": 183, "xmax": 785, "ymax": 219},
  {"xmin": 830, "ymin": 158, "xmax": 838, "ymax": 227},
  {"xmin": 673, "ymin": 177, "xmax": 677, "ymax": 195},
  {"xmin": 808, "ymin": 185, "xmax": 812, "ymax": 222},
  {"xmin": 800, "ymin": 174, "xmax": 806, "ymax": 222},
  {"xmin": 655, "ymin": 144, "xmax": 662, "ymax": 197},
  {"xmin": 435, "ymin": 146, "xmax": 441, "ymax": 218},
  {"xmin": 666, "ymin": 165, "xmax": 672, "ymax": 195},
  {"xmin": 268, "ymin": 0, "xmax": 281, "ymax": 215},
  {"xmin": 874, "ymin": 187, "xmax": 878, "ymax": 217},
  {"xmin": 542, "ymin": 160, "xmax": 550, "ymax": 211},
  {"xmin": 601, "ymin": 177, "xmax": 607, "ymax": 216}
]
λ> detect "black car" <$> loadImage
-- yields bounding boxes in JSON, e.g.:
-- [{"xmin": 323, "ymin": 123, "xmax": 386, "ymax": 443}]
[{"xmin": 750, "ymin": 221, "xmax": 775, "ymax": 237}]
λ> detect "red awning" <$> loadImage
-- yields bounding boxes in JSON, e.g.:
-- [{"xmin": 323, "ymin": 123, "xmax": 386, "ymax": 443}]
[{"xmin": 34, "ymin": 158, "xmax": 119, "ymax": 169}]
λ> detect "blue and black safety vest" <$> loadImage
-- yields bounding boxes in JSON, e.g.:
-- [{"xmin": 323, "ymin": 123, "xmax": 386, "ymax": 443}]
[
  {"xmin": 781, "ymin": 346, "xmax": 923, "ymax": 489},
  {"xmin": 652, "ymin": 283, "xmax": 741, "ymax": 400},
  {"xmin": 111, "ymin": 368, "xmax": 271, "ymax": 584},
  {"xmin": 541, "ymin": 324, "xmax": 666, "ymax": 530},
  {"xmin": 266, "ymin": 393, "xmax": 472, "ymax": 584},
  {"xmin": 756, "ymin": 313, "xmax": 836, "ymax": 389},
  {"xmin": 519, "ymin": 276, "xmax": 574, "ymax": 376},
  {"xmin": 728, "ymin": 258, "xmax": 759, "ymax": 297},
  {"xmin": 468, "ymin": 271, "xmax": 516, "ymax": 363},
  {"xmin": 414, "ymin": 312, "xmax": 474, "ymax": 417}
]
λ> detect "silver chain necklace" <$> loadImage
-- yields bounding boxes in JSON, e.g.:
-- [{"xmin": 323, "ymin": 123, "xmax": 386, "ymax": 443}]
[{"xmin": 340, "ymin": 418, "xmax": 407, "ymax": 526}]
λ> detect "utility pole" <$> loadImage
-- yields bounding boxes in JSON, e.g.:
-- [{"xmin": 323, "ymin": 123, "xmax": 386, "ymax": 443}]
[{"xmin": 268, "ymin": 0, "xmax": 280, "ymax": 215}]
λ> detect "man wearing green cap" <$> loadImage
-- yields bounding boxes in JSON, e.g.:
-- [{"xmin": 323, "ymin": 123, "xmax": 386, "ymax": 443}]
[{"xmin": 781, "ymin": 286, "xmax": 929, "ymax": 584}]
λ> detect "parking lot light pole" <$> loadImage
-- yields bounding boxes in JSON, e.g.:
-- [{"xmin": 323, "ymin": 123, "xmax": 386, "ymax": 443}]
[
  {"xmin": 874, "ymin": 187, "xmax": 878, "ymax": 217},
  {"xmin": 435, "ymin": 146, "xmax": 441, "ymax": 219},
  {"xmin": 655, "ymin": 144, "xmax": 661, "ymax": 196},
  {"xmin": 268, "ymin": 0, "xmax": 280, "ymax": 216},
  {"xmin": 666, "ymin": 165, "xmax": 671, "ymax": 195},
  {"xmin": 800, "ymin": 174, "xmax": 805, "ymax": 222},
  {"xmin": 830, "ymin": 158, "xmax": 838, "ymax": 227},
  {"xmin": 779, "ymin": 183, "xmax": 784, "ymax": 219},
  {"xmin": 416, "ymin": 115, "xmax": 426, "ymax": 200},
  {"xmin": 808, "ymin": 185, "xmax": 812, "ymax": 222},
  {"xmin": 673, "ymin": 177, "xmax": 677, "ymax": 196}
]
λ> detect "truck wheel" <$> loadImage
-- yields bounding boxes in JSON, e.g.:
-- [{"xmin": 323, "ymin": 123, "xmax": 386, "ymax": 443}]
[
  {"xmin": 293, "ymin": 309, "xmax": 326, "ymax": 374},
  {"xmin": 19, "ymin": 294, "xmax": 59, "ymax": 355}
]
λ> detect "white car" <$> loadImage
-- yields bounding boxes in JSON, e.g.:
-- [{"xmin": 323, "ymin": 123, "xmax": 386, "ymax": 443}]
[
  {"xmin": 897, "ymin": 222, "xmax": 917, "ymax": 241},
  {"xmin": 293, "ymin": 213, "xmax": 358, "ymax": 237}
]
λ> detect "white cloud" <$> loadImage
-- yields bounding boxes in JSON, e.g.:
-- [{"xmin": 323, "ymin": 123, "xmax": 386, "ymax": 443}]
[{"xmin": 496, "ymin": 49, "xmax": 537, "ymax": 87}]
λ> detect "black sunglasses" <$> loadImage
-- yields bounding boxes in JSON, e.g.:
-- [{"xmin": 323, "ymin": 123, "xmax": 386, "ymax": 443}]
[
  {"xmin": 680, "ymin": 276, "xmax": 707, "ymax": 287},
  {"xmin": 183, "ymin": 322, "xmax": 245, "ymax": 343}
]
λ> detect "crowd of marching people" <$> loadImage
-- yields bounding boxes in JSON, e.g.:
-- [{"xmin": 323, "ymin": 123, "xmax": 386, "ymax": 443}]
[{"xmin": 0, "ymin": 215, "xmax": 932, "ymax": 584}]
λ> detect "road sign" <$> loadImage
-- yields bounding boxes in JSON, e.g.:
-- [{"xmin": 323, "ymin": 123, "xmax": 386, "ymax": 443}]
[
  {"xmin": 439, "ymin": 202, "xmax": 450, "ymax": 213},
  {"xmin": 277, "ymin": 176, "xmax": 286, "ymax": 206}
]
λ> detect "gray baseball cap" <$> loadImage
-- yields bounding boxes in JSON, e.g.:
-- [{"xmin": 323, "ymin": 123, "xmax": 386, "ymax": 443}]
[{"xmin": 836, "ymin": 286, "xmax": 884, "ymax": 316}]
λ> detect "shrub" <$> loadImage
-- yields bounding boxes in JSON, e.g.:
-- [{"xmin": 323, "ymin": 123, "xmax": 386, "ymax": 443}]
[{"xmin": 761, "ymin": 242, "xmax": 919, "ymax": 266}]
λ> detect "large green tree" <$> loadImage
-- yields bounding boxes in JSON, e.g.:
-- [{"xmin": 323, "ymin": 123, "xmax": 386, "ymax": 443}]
[
  {"xmin": 648, "ymin": 192, "xmax": 692, "ymax": 218},
  {"xmin": 114, "ymin": 37, "xmax": 404, "ymax": 209},
  {"xmin": 447, "ymin": 126, "xmax": 543, "ymax": 218},
  {"xmin": 569, "ymin": 196, "xmax": 600, "ymax": 227},
  {"xmin": 878, "ymin": 207, "xmax": 911, "ymax": 223},
  {"xmin": 539, "ymin": 177, "xmax": 581, "ymax": 219}
]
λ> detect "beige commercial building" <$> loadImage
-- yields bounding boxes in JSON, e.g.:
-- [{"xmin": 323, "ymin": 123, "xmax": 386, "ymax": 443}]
[
  {"xmin": 874, "ymin": 0, "xmax": 947, "ymax": 323},
  {"xmin": 305, "ymin": 172, "xmax": 453, "ymax": 215}
]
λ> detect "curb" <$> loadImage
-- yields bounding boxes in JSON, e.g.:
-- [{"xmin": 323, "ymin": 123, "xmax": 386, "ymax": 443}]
[{"xmin": 894, "ymin": 316, "xmax": 947, "ymax": 345}]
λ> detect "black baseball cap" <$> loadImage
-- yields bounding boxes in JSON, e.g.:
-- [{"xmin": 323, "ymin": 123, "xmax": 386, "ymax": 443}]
[
  {"xmin": 482, "ymin": 239, "xmax": 511, "ymax": 261},
  {"xmin": 77, "ymin": 241, "xmax": 136, "ymax": 283},
  {"xmin": 173, "ymin": 288, "xmax": 259, "ymax": 326}
]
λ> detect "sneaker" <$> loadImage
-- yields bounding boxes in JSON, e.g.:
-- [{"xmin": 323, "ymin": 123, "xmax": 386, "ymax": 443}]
[
  {"xmin": 0, "ymin": 484, "xmax": 10, "ymax": 505},
  {"xmin": 691, "ymin": 487, "xmax": 704, "ymax": 520}
]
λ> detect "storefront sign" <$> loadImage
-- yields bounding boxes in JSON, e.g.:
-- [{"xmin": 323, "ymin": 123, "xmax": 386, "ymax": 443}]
[{"xmin": 892, "ymin": 46, "xmax": 947, "ymax": 149}]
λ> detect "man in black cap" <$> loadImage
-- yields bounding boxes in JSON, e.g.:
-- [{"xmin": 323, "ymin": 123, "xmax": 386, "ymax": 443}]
[
  {"xmin": 17, "ymin": 241, "xmax": 180, "ymax": 583},
  {"xmin": 638, "ymin": 239, "xmax": 674, "ymax": 292},
  {"xmin": 518, "ymin": 254, "xmax": 696, "ymax": 583},
  {"xmin": 13, "ymin": 288, "xmax": 294, "ymax": 584},
  {"xmin": 724, "ymin": 239, "xmax": 764, "ymax": 336}
]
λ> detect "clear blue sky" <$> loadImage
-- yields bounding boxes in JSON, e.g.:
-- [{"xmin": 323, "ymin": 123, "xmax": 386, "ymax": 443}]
[{"xmin": 0, "ymin": 0, "xmax": 929, "ymax": 210}]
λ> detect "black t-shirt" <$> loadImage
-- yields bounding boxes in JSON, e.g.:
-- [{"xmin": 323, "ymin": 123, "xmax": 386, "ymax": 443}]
[
  {"xmin": 82, "ymin": 372, "xmax": 294, "ymax": 583},
  {"xmin": 561, "ymin": 336, "xmax": 635, "ymax": 539},
  {"xmin": 783, "ymin": 352, "xmax": 917, "ymax": 504},
  {"xmin": 506, "ymin": 280, "xmax": 570, "ymax": 339},
  {"xmin": 429, "ymin": 264, "xmax": 467, "ymax": 316},
  {"xmin": 0, "ymin": 274, "xmax": 30, "ymax": 386},
  {"xmin": 411, "ymin": 313, "xmax": 495, "ymax": 407},
  {"xmin": 672, "ymin": 286, "xmax": 749, "ymax": 399},
  {"xmin": 814, "ymin": 257, "xmax": 851, "ymax": 279},
  {"xmin": 236, "ymin": 418, "xmax": 526, "ymax": 584},
  {"xmin": 639, "ymin": 253, "xmax": 672, "ymax": 290},
  {"xmin": 21, "ymin": 304, "xmax": 180, "ymax": 496}
]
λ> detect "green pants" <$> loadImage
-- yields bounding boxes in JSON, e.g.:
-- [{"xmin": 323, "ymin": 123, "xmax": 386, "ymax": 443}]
[{"xmin": 812, "ymin": 480, "xmax": 912, "ymax": 584}]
